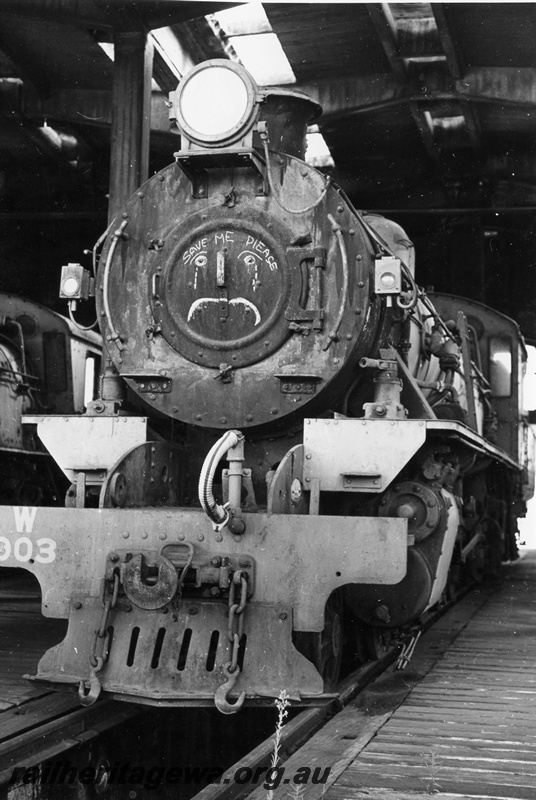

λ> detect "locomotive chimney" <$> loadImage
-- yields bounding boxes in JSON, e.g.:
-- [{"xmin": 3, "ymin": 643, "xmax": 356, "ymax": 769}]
[{"xmin": 259, "ymin": 89, "xmax": 321, "ymax": 160}]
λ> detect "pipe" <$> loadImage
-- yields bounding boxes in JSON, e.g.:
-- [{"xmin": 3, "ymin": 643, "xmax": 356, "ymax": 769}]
[
  {"xmin": 198, "ymin": 430, "xmax": 244, "ymax": 530},
  {"xmin": 102, "ymin": 218, "xmax": 128, "ymax": 351}
]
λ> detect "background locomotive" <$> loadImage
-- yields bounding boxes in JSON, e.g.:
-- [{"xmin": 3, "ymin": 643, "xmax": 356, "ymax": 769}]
[
  {"xmin": 0, "ymin": 292, "xmax": 101, "ymax": 506},
  {"xmin": 0, "ymin": 60, "xmax": 533, "ymax": 712}
]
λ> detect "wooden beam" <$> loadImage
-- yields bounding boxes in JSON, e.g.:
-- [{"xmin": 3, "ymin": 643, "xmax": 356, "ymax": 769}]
[
  {"xmin": 459, "ymin": 99, "xmax": 481, "ymax": 158},
  {"xmin": 409, "ymin": 101, "xmax": 442, "ymax": 166},
  {"xmin": 296, "ymin": 66, "xmax": 536, "ymax": 121},
  {"xmin": 366, "ymin": 3, "xmax": 406, "ymax": 83},
  {"xmin": 432, "ymin": 4, "xmax": 465, "ymax": 79}
]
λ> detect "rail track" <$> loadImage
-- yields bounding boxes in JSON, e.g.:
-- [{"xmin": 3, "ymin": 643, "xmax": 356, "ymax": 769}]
[
  {"xmin": 189, "ymin": 583, "xmax": 491, "ymax": 800},
  {"xmin": 1, "ymin": 578, "xmax": 496, "ymax": 799}
]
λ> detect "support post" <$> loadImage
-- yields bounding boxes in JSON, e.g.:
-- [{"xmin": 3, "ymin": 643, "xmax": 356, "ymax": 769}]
[{"xmin": 108, "ymin": 29, "xmax": 154, "ymax": 224}]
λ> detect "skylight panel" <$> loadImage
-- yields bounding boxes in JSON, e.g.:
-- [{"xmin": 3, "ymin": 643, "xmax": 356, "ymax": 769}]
[{"xmin": 210, "ymin": 2, "xmax": 296, "ymax": 86}]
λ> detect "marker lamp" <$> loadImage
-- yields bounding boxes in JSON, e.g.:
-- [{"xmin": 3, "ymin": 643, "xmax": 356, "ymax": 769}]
[
  {"xmin": 375, "ymin": 257, "xmax": 402, "ymax": 295},
  {"xmin": 60, "ymin": 263, "xmax": 93, "ymax": 301},
  {"xmin": 171, "ymin": 60, "xmax": 258, "ymax": 147}
]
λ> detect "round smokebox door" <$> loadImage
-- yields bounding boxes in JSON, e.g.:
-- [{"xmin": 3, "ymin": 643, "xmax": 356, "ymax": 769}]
[{"xmin": 155, "ymin": 215, "xmax": 293, "ymax": 368}]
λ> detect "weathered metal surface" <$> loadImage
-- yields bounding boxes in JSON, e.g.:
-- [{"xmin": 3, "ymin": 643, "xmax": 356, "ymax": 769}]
[
  {"xmin": 98, "ymin": 154, "xmax": 381, "ymax": 430},
  {"xmin": 99, "ymin": 441, "xmax": 185, "ymax": 508},
  {"xmin": 24, "ymin": 415, "xmax": 147, "ymax": 483},
  {"xmin": 0, "ymin": 506, "xmax": 407, "ymax": 631},
  {"xmin": 303, "ymin": 418, "xmax": 428, "ymax": 493},
  {"xmin": 267, "ymin": 444, "xmax": 308, "ymax": 514},
  {"xmin": 32, "ymin": 597, "xmax": 324, "ymax": 702}
]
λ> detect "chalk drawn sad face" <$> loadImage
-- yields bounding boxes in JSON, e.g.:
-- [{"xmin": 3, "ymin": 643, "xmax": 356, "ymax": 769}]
[{"xmin": 178, "ymin": 229, "xmax": 284, "ymax": 345}]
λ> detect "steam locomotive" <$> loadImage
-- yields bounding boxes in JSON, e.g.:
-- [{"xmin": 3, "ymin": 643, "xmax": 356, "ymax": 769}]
[
  {"xmin": 1, "ymin": 60, "xmax": 533, "ymax": 713},
  {"xmin": 0, "ymin": 292, "xmax": 101, "ymax": 505}
]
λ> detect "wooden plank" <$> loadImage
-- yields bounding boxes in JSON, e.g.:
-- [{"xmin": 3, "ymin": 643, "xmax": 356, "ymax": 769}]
[{"xmin": 323, "ymin": 553, "xmax": 536, "ymax": 800}]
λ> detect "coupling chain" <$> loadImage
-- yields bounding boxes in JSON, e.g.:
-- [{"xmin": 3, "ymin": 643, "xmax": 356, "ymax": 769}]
[
  {"xmin": 80, "ymin": 571, "xmax": 119, "ymax": 706},
  {"xmin": 227, "ymin": 571, "xmax": 248, "ymax": 674},
  {"xmin": 91, "ymin": 571, "xmax": 119, "ymax": 668}
]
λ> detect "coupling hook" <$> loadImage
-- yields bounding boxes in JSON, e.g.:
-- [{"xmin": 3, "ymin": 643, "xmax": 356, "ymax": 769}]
[
  {"xmin": 78, "ymin": 656, "xmax": 104, "ymax": 706},
  {"xmin": 214, "ymin": 664, "xmax": 246, "ymax": 715}
]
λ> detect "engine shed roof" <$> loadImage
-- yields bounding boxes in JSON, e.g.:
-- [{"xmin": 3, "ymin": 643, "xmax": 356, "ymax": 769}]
[{"xmin": 1, "ymin": 2, "xmax": 535, "ymax": 340}]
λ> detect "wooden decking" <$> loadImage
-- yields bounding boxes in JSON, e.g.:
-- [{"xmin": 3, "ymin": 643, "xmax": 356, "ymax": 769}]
[{"xmin": 250, "ymin": 551, "xmax": 536, "ymax": 800}]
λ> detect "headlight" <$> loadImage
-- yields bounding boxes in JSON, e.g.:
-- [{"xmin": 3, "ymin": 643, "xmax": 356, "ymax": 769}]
[{"xmin": 171, "ymin": 60, "xmax": 258, "ymax": 147}]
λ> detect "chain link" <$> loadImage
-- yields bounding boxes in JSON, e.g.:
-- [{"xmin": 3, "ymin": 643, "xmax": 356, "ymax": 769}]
[
  {"xmin": 227, "ymin": 572, "xmax": 248, "ymax": 674},
  {"xmin": 90, "ymin": 572, "xmax": 119, "ymax": 668},
  {"xmin": 80, "ymin": 571, "xmax": 119, "ymax": 705}
]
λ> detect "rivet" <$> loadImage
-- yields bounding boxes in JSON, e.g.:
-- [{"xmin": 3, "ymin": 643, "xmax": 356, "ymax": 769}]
[
  {"xmin": 279, "ymin": 612, "xmax": 288, "ymax": 620},
  {"xmin": 137, "ymin": 191, "xmax": 144, "ymax": 198},
  {"xmin": 122, "ymin": 531, "xmax": 130, "ymax": 539},
  {"xmin": 349, "ymin": 229, "xmax": 355, "ymax": 235},
  {"xmin": 189, "ymin": 607, "xmax": 198, "ymax": 615},
  {"xmin": 264, "ymin": 341, "xmax": 270, "ymax": 347},
  {"xmin": 333, "ymin": 358, "xmax": 340, "ymax": 364},
  {"xmin": 196, "ymin": 414, "xmax": 202, "ymax": 421},
  {"xmin": 215, "ymin": 534, "xmax": 223, "ymax": 542},
  {"xmin": 271, "ymin": 408, "xmax": 278, "ymax": 415},
  {"xmin": 355, "ymin": 309, "xmax": 362, "ymax": 315},
  {"xmin": 159, "ymin": 532, "xmax": 167, "ymax": 540},
  {"xmin": 220, "ymin": 417, "xmax": 227, "ymax": 424},
  {"xmin": 233, "ymin": 535, "xmax": 242, "ymax": 542},
  {"xmin": 197, "ymin": 533, "xmax": 204, "ymax": 542},
  {"xmin": 306, "ymin": 453, "xmax": 312, "ymax": 459},
  {"xmin": 246, "ymin": 414, "xmax": 253, "ymax": 421},
  {"xmin": 149, "ymin": 394, "xmax": 156, "ymax": 400},
  {"xmin": 172, "ymin": 407, "xmax": 178, "ymax": 414},
  {"xmin": 358, "ymin": 281, "xmax": 365, "ymax": 288},
  {"xmin": 178, "ymin": 533, "xmax": 185, "ymax": 541},
  {"xmin": 337, "ymin": 204, "xmax": 344, "ymax": 212},
  {"xmin": 305, "ymin": 477, "xmax": 310, "ymax": 482},
  {"xmin": 74, "ymin": 601, "xmax": 82, "ymax": 610},
  {"xmin": 356, "ymin": 255, "xmax": 362, "ymax": 261},
  {"xmin": 142, "ymin": 532, "xmax": 148, "ymax": 539}
]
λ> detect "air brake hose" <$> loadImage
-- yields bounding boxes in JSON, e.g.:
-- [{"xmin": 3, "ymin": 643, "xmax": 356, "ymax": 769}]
[
  {"xmin": 102, "ymin": 218, "xmax": 129, "ymax": 351},
  {"xmin": 198, "ymin": 430, "xmax": 244, "ymax": 529}
]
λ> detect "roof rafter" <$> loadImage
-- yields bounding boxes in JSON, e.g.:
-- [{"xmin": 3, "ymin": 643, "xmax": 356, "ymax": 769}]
[
  {"xmin": 366, "ymin": 3, "xmax": 406, "ymax": 83},
  {"xmin": 409, "ymin": 101, "xmax": 442, "ymax": 167},
  {"xmin": 296, "ymin": 67, "xmax": 536, "ymax": 121},
  {"xmin": 432, "ymin": 4, "xmax": 465, "ymax": 80}
]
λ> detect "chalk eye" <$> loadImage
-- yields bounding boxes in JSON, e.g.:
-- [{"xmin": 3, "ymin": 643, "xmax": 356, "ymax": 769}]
[
  {"xmin": 194, "ymin": 255, "xmax": 207, "ymax": 267},
  {"xmin": 244, "ymin": 255, "xmax": 257, "ymax": 267}
]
